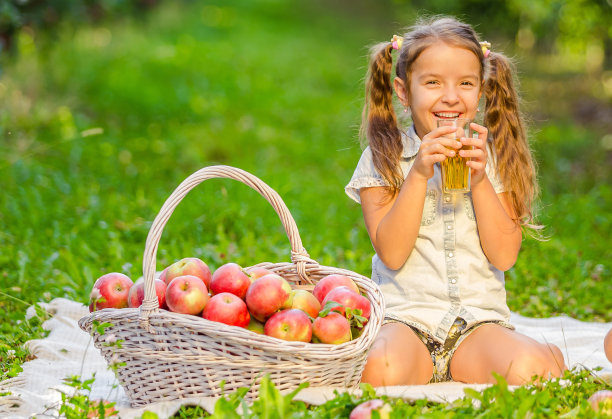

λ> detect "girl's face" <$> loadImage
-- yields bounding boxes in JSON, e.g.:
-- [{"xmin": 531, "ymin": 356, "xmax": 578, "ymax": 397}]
[{"xmin": 395, "ymin": 41, "xmax": 482, "ymax": 139}]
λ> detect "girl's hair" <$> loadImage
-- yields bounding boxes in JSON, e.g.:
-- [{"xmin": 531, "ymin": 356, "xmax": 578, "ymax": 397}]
[{"xmin": 361, "ymin": 16, "xmax": 539, "ymax": 228}]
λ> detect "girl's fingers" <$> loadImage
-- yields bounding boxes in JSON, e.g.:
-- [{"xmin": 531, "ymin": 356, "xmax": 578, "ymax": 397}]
[
  {"xmin": 422, "ymin": 125, "xmax": 457, "ymax": 141},
  {"xmin": 459, "ymin": 147, "xmax": 484, "ymax": 159},
  {"xmin": 425, "ymin": 153, "xmax": 448, "ymax": 165},
  {"xmin": 439, "ymin": 138, "xmax": 463, "ymax": 149},
  {"xmin": 466, "ymin": 160, "xmax": 486, "ymax": 171},
  {"xmin": 422, "ymin": 126, "xmax": 460, "ymax": 146},
  {"xmin": 425, "ymin": 143, "xmax": 457, "ymax": 157},
  {"xmin": 459, "ymin": 136, "xmax": 486, "ymax": 161},
  {"xmin": 459, "ymin": 136, "xmax": 484, "ymax": 149},
  {"xmin": 469, "ymin": 122, "xmax": 488, "ymax": 141}
]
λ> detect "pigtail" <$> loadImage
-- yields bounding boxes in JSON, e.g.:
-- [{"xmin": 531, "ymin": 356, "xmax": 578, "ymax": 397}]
[
  {"xmin": 484, "ymin": 52, "xmax": 540, "ymax": 229},
  {"xmin": 360, "ymin": 42, "xmax": 404, "ymax": 198}
]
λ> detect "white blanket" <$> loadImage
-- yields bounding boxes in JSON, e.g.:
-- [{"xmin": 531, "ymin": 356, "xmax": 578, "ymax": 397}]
[{"xmin": 1, "ymin": 298, "xmax": 610, "ymax": 418}]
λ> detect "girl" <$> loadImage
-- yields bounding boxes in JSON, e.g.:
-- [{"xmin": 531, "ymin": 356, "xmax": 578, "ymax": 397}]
[{"xmin": 345, "ymin": 17, "xmax": 566, "ymax": 386}]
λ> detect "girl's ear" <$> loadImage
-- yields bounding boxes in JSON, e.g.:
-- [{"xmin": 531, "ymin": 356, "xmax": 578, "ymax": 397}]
[{"xmin": 393, "ymin": 77, "xmax": 409, "ymax": 108}]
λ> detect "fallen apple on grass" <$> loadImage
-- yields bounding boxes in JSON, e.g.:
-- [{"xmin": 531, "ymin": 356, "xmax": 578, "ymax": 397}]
[
  {"xmin": 588, "ymin": 390, "xmax": 612, "ymax": 415},
  {"xmin": 202, "ymin": 292, "xmax": 250, "ymax": 327},
  {"xmin": 86, "ymin": 399, "xmax": 118, "ymax": 418},
  {"xmin": 312, "ymin": 274, "xmax": 360, "ymax": 303},
  {"xmin": 89, "ymin": 273, "xmax": 134, "ymax": 312},
  {"xmin": 165, "ymin": 275, "xmax": 210, "ymax": 316},
  {"xmin": 349, "ymin": 399, "xmax": 392, "ymax": 419},
  {"xmin": 127, "ymin": 279, "xmax": 167, "ymax": 309},
  {"xmin": 245, "ymin": 274, "xmax": 293, "ymax": 322},
  {"xmin": 604, "ymin": 328, "xmax": 612, "ymax": 363},
  {"xmin": 210, "ymin": 262, "xmax": 251, "ymax": 300},
  {"xmin": 264, "ymin": 309, "xmax": 312, "ymax": 342},
  {"xmin": 160, "ymin": 257, "xmax": 212, "ymax": 289}
]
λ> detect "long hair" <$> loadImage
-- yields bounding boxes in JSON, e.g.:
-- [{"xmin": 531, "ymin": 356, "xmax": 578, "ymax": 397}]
[
  {"xmin": 360, "ymin": 41, "xmax": 404, "ymax": 195},
  {"xmin": 361, "ymin": 16, "xmax": 539, "ymax": 228}
]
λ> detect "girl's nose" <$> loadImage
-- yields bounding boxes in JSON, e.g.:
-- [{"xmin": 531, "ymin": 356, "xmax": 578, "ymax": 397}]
[{"xmin": 441, "ymin": 86, "xmax": 460, "ymax": 105}]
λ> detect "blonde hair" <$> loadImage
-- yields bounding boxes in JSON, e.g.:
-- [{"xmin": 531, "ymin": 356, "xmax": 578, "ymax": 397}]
[{"xmin": 361, "ymin": 16, "xmax": 539, "ymax": 228}]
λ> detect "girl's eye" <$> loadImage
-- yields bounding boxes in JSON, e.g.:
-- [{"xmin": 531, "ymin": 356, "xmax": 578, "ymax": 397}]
[
  {"xmin": 426, "ymin": 80, "xmax": 439, "ymax": 85},
  {"xmin": 460, "ymin": 81, "xmax": 474, "ymax": 86}
]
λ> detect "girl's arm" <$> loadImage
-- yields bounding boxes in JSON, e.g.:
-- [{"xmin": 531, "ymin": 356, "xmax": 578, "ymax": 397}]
[
  {"xmin": 471, "ymin": 182, "xmax": 522, "ymax": 271},
  {"xmin": 360, "ymin": 170, "xmax": 428, "ymax": 270},
  {"xmin": 460, "ymin": 124, "xmax": 522, "ymax": 271},
  {"xmin": 360, "ymin": 125, "xmax": 459, "ymax": 270}
]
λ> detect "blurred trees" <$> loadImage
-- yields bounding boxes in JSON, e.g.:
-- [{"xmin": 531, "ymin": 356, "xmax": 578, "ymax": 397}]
[
  {"xmin": 391, "ymin": 0, "xmax": 611, "ymax": 74},
  {"xmin": 2, "ymin": 0, "xmax": 610, "ymax": 71},
  {"xmin": 1, "ymin": 0, "xmax": 609, "ymax": 104},
  {"xmin": 0, "ymin": 0, "xmax": 159, "ymax": 52}
]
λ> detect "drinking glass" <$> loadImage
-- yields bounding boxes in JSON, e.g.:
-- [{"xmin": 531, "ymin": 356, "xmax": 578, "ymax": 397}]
[{"xmin": 437, "ymin": 118, "xmax": 472, "ymax": 193}]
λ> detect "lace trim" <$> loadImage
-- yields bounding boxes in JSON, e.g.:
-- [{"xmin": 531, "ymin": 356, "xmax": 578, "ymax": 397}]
[{"xmin": 345, "ymin": 177, "xmax": 388, "ymax": 203}]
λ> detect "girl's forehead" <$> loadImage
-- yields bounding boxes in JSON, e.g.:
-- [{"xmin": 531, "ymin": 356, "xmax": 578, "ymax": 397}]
[{"xmin": 412, "ymin": 42, "xmax": 480, "ymax": 74}]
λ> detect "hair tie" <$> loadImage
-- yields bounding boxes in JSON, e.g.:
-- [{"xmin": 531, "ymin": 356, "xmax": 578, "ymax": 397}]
[
  {"xmin": 480, "ymin": 41, "xmax": 491, "ymax": 58},
  {"xmin": 391, "ymin": 35, "xmax": 403, "ymax": 50}
]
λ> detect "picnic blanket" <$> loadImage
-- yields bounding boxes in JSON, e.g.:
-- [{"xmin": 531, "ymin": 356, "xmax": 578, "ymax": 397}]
[{"xmin": 1, "ymin": 298, "xmax": 610, "ymax": 418}]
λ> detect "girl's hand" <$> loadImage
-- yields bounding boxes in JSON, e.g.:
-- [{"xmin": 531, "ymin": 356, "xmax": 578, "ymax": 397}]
[
  {"xmin": 459, "ymin": 123, "xmax": 489, "ymax": 187},
  {"xmin": 412, "ymin": 125, "xmax": 462, "ymax": 181}
]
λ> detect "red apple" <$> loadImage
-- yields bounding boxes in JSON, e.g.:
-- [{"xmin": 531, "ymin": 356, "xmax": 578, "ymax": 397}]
[
  {"xmin": 264, "ymin": 309, "xmax": 312, "ymax": 342},
  {"xmin": 202, "ymin": 292, "xmax": 250, "ymax": 327},
  {"xmin": 160, "ymin": 258, "xmax": 212, "ymax": 289},
  {"xmin": 86, "ymin": 399, "xmax": 118, "ymax": 418},
  {"xmin": 588, "ymin": 390, "xmax": 612, "ymax": 415},
  {"xmin": 210, "ymin": 263, "xmax": 251, "ymax": 299},
  {"xmin": 127, "ymin": 279, "xmax": 167, "ymax": 309},
  {"xmin": 312, "ymin": 312, "xmax": 351, "ymax": 344},
  {"xmin": 245, "ymin": 274, "xmax": 293, "ymax": 322},
  {"xmin": 290, "ymin": 289, "xmax": 321, "ymax": 318},
  {"xmin": 312, "ymin": 274, "xmax": 360, "ymax": 303},
  {"xmin": 322, "ymin": 286, "xmax": 371, "ymax": 322},
  {"xmin": 349, "ymin": 399, "xmax": 392, "ymax": 419},
  {"xmin": 246, "ymin": 317, "xmax": 265, "ymax": 334},
  {"xmin": 604, "ymin": 328, "xmax": 612, "ymax": 363},
  {"xmin": 89, "ymin": 273, "xmax": 134, "ymax": 312},
  {"xmin": 165, "ymin": 275, "xmax": 210, "ymax": 315},
  {"xmin": 246, "ymin": 266, "xmax": 274, "ymax": 282}
]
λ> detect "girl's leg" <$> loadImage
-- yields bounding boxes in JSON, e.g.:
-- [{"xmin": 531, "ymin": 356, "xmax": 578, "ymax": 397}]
[
  {"xmin": 449, "ymin": 323, "xmax": 566, "ymax": 385},
  {"xmin": 361, "ymin": 322, "xmax": 434, "ymax": 386}
]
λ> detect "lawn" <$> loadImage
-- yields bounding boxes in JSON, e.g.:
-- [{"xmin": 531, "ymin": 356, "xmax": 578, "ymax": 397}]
[{"xmin": 1, "ymin": 0, "xmax": 610, "ymax": 416}]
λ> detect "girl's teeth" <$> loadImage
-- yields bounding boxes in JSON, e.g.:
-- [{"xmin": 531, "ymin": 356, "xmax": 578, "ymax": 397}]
[{"xmin": 435, "ymin": 112, "xmax": 460, "ymax": 118}]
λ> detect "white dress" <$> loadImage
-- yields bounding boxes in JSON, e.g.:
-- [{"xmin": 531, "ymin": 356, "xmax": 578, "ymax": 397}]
[{"xmin": 345, "ymin": 125, "xmax": 514, "ymax": 344}]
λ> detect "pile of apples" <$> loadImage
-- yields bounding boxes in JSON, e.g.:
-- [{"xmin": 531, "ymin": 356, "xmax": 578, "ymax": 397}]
[{"xmin": 89, "ymin": 257, "xmax": 371, "ymax": 344}]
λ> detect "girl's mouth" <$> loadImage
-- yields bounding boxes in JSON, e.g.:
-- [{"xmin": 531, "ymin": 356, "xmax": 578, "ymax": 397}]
[{"xmin": 433, "ymin": 112, "xmax": 461, "ymax": 119}]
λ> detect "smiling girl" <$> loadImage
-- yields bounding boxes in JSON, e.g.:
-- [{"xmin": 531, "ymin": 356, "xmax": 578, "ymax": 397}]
[{"xmin": 346, "ymin": 17, "xmax": 566, "ymax": 386}]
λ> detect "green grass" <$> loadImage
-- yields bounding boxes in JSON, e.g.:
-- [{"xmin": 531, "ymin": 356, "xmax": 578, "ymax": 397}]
[
  {"xmin": 162, "ymin": 371, "xmax": 612, "ymax": 418},
  {"xmin": 1, "ymin": 0, "xmax": 610, "ymax": 416}
]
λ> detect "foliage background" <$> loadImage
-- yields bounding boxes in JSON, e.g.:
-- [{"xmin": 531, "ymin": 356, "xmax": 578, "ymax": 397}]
[{"xmin": 0, "ymin": 0, "xmax": 610, "ymax": 390}]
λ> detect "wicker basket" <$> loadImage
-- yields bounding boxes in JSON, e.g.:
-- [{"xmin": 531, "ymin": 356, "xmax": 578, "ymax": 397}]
[{"xmin": 78, "ymin": 165, "xmax": 384, "ymax": 407}]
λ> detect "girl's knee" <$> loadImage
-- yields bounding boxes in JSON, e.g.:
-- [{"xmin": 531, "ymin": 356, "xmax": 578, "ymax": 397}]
[
  {"xmin": 544, "ymin": 343, "xmax": 567, "ymax": 374},
  {"xmin": 507, "ymin": 343, "xmax": 565, "ymax": 383},
  {"xmin": 361, "ymin": 342, "xmax": 399, "ymax": 386},
  {"xmin": 361, "ymin": 332, "xmax": 432, "ymax": 386}
]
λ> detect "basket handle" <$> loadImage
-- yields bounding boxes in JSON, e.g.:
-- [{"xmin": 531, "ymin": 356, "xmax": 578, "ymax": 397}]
[{"xmin": 140, "ymin": 165, "xmax": 318, "ymax": 323}]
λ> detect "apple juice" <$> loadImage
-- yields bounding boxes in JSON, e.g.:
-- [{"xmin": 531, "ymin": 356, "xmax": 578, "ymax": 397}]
[{"xmin": 441, "ymin": 149, "xmax": 470, "ymax": 193}]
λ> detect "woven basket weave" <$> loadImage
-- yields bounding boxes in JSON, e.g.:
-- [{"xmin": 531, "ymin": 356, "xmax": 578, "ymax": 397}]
[{"xmin": 78, "ymin": 165, "xmax": 384, "ymax": 407}]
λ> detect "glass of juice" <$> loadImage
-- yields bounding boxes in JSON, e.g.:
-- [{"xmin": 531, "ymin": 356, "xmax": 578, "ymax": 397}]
[{"xmin": 437, "ymin": 118, "xmax": 472, "ymax": 193}]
